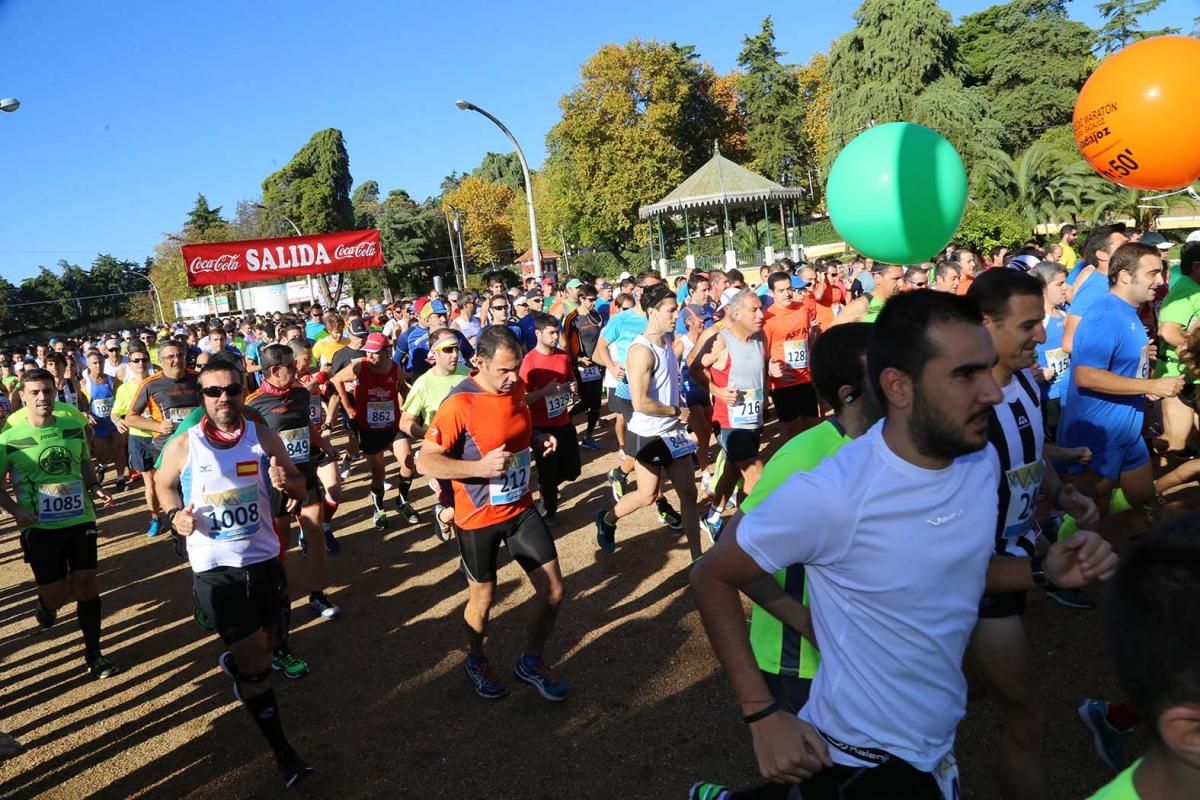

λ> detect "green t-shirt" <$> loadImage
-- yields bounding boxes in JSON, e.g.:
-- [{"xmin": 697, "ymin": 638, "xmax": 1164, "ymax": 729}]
[
  {"xmin": 862, "ymin": 294, "xmax": 887, "ymax": 323},
  {"xmin": 1157, "ymin": 273, "xmax": 1200, "ymax": 378},
  {"xmin": 1087, "ymin": 759, "xmax": 1141, "ymax": 799},
  {"xmin": 0, "ymin": 413, "xmax": 95, "ymax": 528},
  {"xmin": 1, "ymin": 375, "xmax": 19, "ymax": 392},
  {"xmin": 742, "ymin": 419, "xmax": 851, "ymax": 678},
  {"xmin": 2, "ymin": 402, "xmax": 87, "ymax": 433},
  {"xmin": 401, "ymin": 366, "xmax": 469, "ymax": 428}
]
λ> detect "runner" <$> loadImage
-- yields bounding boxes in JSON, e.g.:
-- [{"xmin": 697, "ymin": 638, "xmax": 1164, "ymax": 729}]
[
  {"xmin": 519, "ymin": 314, "xmax": 581, "ymax": 527},
  {"xmin": 290, "ymin": 339, "xmax": 342, "ymax": 553},
  {"xmin": 124, "ymin": 340, "xmax": 199, "ymax": 537},
  {"xmin": 966, "ymin": 269, "xmax": 1101, "ymax": 800},
  {"xmin": 688, "ymin": 290, "xmax": 1118, "ymax": 800},
  {"xmin": 1062, "ymin": 224, "xmax": 1130, "ymax": 354},
  {"xmin": 80, "ymin": 350, "xmax": 129, "ymax": 492},
  {"xmin": 246, "ymin": 344, "xmax": 341, "ymax": 620},
  {"xmin": 399, "ymin": 328, "xmax": 469, "ymax": 543},
  {"xmin": 1031, "ymin": 260, "xmax": 1071, "ymax": 438},
  {"xmin": 111, "ymin": 343, "xmax": 153, "ymax": 501},
  {"xmin": 154, "ymin": 360, "xmax": 314, "ymax": 789},
  {"xmin": 690, "ymin": 289, "xmax": 767, "ymax": 540},
  {"xmin": 594, "ymin": 284, "xmax": 702, "ymax": 560},
  {"xmin": 1152, "ymin": 241, "xmax": 1200, "ymax": 458},
  {"xmin": 1060, "ymin": 243, "xmax": 1182, "ymax": 515},
  {"xmin": 102, "ymin": 338, "xmax": 127, "ymax": 380},
  {"xmin": 675, "ymin": 304, "xmax": 714, "ymax": 473},
  {"xmin": 331, "ymin": 332, "xmax": 413, "ymax": 528},
  {"xmin": 326, "ymin": 317, "xmax": 368, "ymax": 479},
  {"xmin": 809, "ymin": 262, "xmax": 847, "ymax": 332},
  {"xmin": 418, "ymin": 325, "xmax": 568, "ymax": 702},
  {"xmin": 562, "ymin": 285, "xmax": 605, "ymax": 449},
  {"xmin": 44, "ymin": 351, "xmax": 85, "ymax": 413},
  {"xmin": 934, "ymin": 260, "xmax": 961, "ymax": 293},
  {"xmin": 830, "ymin": 263, "xmax": 904, "ymax": 325},
  {"xmin": 762, "ymin": 270, "xmax": 819, "ymax": 439},
  {"xmin": 0, "ymin": 368, "xmax": 118, "ymax": 679}
]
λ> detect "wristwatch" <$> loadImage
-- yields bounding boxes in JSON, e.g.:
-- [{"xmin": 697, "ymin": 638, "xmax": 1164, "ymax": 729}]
[
  {"xmin": 1030, "ymin": 553, "xmax": 1056, "ymax": 591},
  {"xmin": 164, "ymin": 507, "xmax": 183, "ymax": 532}
]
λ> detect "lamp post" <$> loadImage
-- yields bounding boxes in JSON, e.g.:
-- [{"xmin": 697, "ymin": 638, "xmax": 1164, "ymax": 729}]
[
  {"xmin": 253, "ymin": 202, "xmax": 336, "ymax": 306},
  {"xmin": 126, "ymin": 269, "xmax": 166, "ymax": 327},
  {"xmin": 455, "ymin": 99, "xmax": 542, "ymax": 279},
  {"xmin": 0, "ymin": 97, "xmax": 19, "ymax": 113}
]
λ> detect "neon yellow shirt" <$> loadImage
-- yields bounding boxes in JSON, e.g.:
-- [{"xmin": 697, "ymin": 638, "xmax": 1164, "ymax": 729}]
[{"xmin": 1087, "ymin": 759, "xmax": 1141, "ymax": 799}]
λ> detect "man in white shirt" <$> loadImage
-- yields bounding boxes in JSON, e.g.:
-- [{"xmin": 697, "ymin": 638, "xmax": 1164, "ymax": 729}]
[{"xmin": 690, "ymin": 290, "xmax": 1118, "ymax": 799}]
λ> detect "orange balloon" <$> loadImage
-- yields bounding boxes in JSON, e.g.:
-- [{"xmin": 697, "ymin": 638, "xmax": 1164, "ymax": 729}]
[{"xmin": 1074, "ymin": 35, "xmax": 1200, "ymax": 190}]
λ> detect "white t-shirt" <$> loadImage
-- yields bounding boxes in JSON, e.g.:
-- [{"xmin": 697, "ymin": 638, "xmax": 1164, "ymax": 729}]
[{"xmin": 737, "ymin": 420, "xmax": 1000, "ymax": 771}]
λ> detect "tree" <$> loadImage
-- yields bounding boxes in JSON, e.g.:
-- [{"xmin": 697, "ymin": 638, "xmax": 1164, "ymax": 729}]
[
  {"xmin": 351, "ymin": 180, "xmax": 381, "ymax": 230},
  {"xmin": 737, "ymin": 18, "xmax": 808, "ymax": 186},
  {"xmin": 373, "ymin": 190, "xmax": 442, "ymax": 296},
  {"xmin": 443, "ymin": 176, "xmax": 515, "ymax": 266},
  {"xmin": 15, "ymin": 267, "xmax": 73, "ymax": 332},
  {"xmin": 546, "ymin": 39, "xmax": 727, "ymax": 259},
  {"xmin": 958, "ymin": 0, "xmax": 1095, "ymax": 154},
  {"xmin": 261, "ymin": 129, "xmax": 356, "ymax": 305},
  {"xmin": 471, "ymin": 152, "xmax": 524, "ymax": 191},
  {"xmin": 703, "ymin": 71, "xmax": 750, "ymax": 164},
  {"xmin": 795, "ymin": 53, "xmax": 833, "ymax": 205},
  {"xmin": 184, "ymin": 194, "xmax": 227, "ymax": 238},
  {"xmin": 954, "ymin": 203, "xmax": 1032, "ymax": 252},
  {"xmin": 1096, "ymin": 0, "xmax": 1179, "ymax": 53}
]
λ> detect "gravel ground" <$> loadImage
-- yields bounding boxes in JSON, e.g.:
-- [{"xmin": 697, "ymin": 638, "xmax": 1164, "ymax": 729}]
[{"xmin": 0, "ymin": 418, "xmax": 1145, "ymax": 799}]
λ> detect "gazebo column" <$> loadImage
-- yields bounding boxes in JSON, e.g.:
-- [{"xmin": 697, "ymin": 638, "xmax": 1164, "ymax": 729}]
[
  {"xmin": 762, "ymin": 199, "xmax": 776, "ymax": 265},
  {"xmin": 790, "ymin": 201, "xmax": 802, "ymax": 262},
  {"xmin": 683, "ymin": 207, "xmax": 695, "ymax": 272},
  {"xmin": 656, "ymin": 216, "xmax": 669, "ymax": 278},
  {"xmin": 722, "ymin": 199, "xmax": 736, "ymax": 270}
]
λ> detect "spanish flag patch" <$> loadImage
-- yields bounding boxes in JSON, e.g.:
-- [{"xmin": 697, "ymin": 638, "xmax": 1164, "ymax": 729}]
[{"xmin": 236, "ymin": 461, "xmax": 259, "ymax": 477}]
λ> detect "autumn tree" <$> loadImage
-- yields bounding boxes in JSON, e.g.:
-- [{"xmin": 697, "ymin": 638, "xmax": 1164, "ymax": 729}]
[{"xmin": 443, "ymin": 176, "xmax": 515, "ymax": 267}]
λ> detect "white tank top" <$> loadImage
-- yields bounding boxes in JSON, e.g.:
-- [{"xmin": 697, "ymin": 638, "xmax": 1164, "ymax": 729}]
[
  {"xmin": 628, "ymin": 334, "xmax": 681, "ymax": 437},
  {"xmin": 180, "ymin": 422, "xmax": 280, "ymax": 572}
]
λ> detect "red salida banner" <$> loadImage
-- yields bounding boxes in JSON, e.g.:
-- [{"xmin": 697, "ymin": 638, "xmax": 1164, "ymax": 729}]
[{"xmin": 182, "ymin": 229, "xmax": 384, "ymax": 287}]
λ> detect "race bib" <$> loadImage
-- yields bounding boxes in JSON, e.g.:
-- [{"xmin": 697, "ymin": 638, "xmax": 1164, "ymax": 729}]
[
  {"xmin": 201, "ymin": 485, "xmax": 260, "ymax": 542},
  {"xmin": 308, "ymin": 396, "xmax": 322, "ymax": 427},
  {"xmin": 489, "ymin": 449, "xmax": 531, "ymax": 505},
  {"xmin": 1002, "ymin": 461, "xmax": 1045, "ymax": 541},
  {"xmin": 545, "ymin": 392, "xmax": 570, "ymax": 419},
  {"xmin": 91, "ymin": 397, "xmax": 113, "ymax": 418},
  {"xmin": 729, "ymin": 387, "xmax": 763, "ymax": 426},
  {"xmin": 366, "ymin": 401, "xmax": 395, "ymax": 430},
  {"xmin": 1137, "ymin": 345, "xmax": 1150, "ymax": 379},
  {"xmin": 280, "ymin": 427, "xmax": 311, "ymax": 464},
  {"xmin": 167, "ymin": 406, "xmax": 196, "ymax": 424},
  {"xmin": 661, "ymin": 427, "xmax": 697, "ymax": 459},
  {"xmin": 933, "ymin": 752, "xmax": 960, "ymax": 800},
  {"xmin": 579, "ymin": 365, "xmax": 602, "ymax": 383},
  {"xmin": 782, "ymin": 339, "xmax": 809, "ymax": 370},
  {"xmin": 1044, "ymin": 347, "xmax": 1069, "ymax": 376},
  {"xmin": 37, "ymin": 481, "xmax": 85, "ymax": 523}
]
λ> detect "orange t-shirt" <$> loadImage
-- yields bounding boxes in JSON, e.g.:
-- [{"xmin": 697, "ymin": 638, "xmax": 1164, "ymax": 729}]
[
  {"xmin": 425, "ymin": 377, "xmax": 533, "ymax": 531},
  {"xmin": 763, "ymin": 304, "xmax": 814, "ymax": 389},
  {"xmin": 809, "ymin": 282, "xmax": 846, "ymax": 331},
  {"xmin": 956, "ymin": 274, "xmax": 974, "ymax": 296}
]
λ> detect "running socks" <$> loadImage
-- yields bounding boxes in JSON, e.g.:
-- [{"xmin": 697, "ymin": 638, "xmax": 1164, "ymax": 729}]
[
  {"xmin": 586, "ymin": 410, "xmax": 599, "ymax": 437},
  {"xmin": 278, "ymin": 597, "xmax": 292, "ymax": 653},
  {"xmin": 77, "ymin": 596, "xmax": 102, "ymax": 657},
  {"xmin": 243, "ymin": 688, "xmax": 293, "ymax": 761},
  {"xmin": 370, "ymin": 486, "xmax": 385, "ymax": 512},
  {"xmin": 396, "ymin": 477, "xmax": 412, "ymax": 503},
  {"xmin": 321, "ymin": 494, "xmax": 338, "ymax": 523}
]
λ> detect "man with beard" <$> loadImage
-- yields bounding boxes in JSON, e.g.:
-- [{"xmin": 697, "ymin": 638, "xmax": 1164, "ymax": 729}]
[{"xmin": 689, "ymin": 291, "xmax": 1117, "ymax": 799}]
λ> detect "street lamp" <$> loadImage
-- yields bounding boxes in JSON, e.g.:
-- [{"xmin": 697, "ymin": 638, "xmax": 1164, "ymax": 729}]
[
  {"xmin": 455, "ymin": 99, "xmax": 543, "ymax": 279},
  {"xmin": 0, "ymin": 97, "xmax": 19, "ymax": 113},
  {"xmin": 126, "ymin": 269, "xmax": 166, "ymax": 327}
]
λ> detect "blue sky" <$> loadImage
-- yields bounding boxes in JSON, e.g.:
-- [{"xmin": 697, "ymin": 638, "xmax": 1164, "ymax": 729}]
[{"xmin": 0, "ymin": 0, "xmax": 1194, "ymax": 283}]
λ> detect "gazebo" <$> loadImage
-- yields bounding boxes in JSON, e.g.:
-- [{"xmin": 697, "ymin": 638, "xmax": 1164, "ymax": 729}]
[{"xmin": 638, "ymin": 143, "xmax": 806, "ymax": 273}]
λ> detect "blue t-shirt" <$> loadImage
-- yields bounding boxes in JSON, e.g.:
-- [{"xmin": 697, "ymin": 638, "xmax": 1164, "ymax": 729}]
[
  {"xmin": 304, "ymin": 320, "xmax": 325, "ymax": 341},
  {"xmin": 1067, "ymin": 271, "xmax": 1109, "ymax": 322},
  {"xmin": 1035, "ymin": 312, "xmax": 1069, "ymax": 401},
  {"xmin": 596, "ymin": 299, "xmax": 612, "ymax": 322},
  {"xmin": 601, "ymin": 311, "xmax": 648, "ymax": 400},
  {"xmin": 676, "ymin": 283, "xmax": 689, "ymax": 304},
  {"xmin": 1066, "ymin": 262, "xmax": 1088, "ymax": 286},
  {"xmin": 1060, "ymin": 293, "xmax": 1149, "ymax": 449},
  {"xmin": 516, "ymin": 314, "xmax": 538, "ymax": 351},
  {"xmin": 396, "ymin": 326, "xmax": 475, "ymax": 375}
]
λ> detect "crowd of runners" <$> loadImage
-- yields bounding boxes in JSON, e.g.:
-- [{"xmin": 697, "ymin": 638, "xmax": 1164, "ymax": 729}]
[{"xmin": 2, "ymin": 225, "xmax": 1200, "ymax": 797}]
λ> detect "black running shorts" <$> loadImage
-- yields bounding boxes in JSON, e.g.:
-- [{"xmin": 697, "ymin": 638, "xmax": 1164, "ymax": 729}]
[
  {"xmin": 193, "ymin": 558, "xmax": 287, "ymax": 646},
  {"xmin": 457, "ymin": 507, "xmax": 557, "ymax": 584},
  {"xmin": 353, "ymin": 423, "xmax": 397, "ymax": 456},
  {"xmin": 23, "ymin": 522, "xmax": 100, "ymax": 585}
]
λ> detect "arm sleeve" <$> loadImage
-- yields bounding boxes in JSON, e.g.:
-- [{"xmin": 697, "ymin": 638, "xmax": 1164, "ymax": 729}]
[
  {"xmin": 425, "ymin": 395, "xmax": 468, "ymax": 452},
  {"xmin": 129, "ymin": 379, "xmax": 151, "ymax": 415},
  {"xmin": 736, "ymin": 462, "xmax": 854, "ymax": 573},
  {"xmin": 1072, "ymin": 313, "xmax": 1118, "ymax": 371},
  {"xmin": 401, "ymin": 376, "xmax": 427, "ymax": 415}
]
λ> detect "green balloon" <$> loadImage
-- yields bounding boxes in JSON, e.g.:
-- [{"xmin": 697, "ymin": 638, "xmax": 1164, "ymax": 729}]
[{"xmin": 825, "ymin": 122, "xmax": 968, "ymax": 265}]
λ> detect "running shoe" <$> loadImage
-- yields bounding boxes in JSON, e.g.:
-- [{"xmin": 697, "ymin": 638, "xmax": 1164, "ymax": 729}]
[
  {"xmin": 34, "ymin": 601, "xmax": 56, "ymax": 629},
  {"xmin": 595, "ymin": 509, "xmax": 617, "ymax": 554},
  {"xmin": 465, "ymin": 655, "xmax": 508, "ymax": 699},
  {"xmin": 608, "ymin": 468, "xmax": 628, "ymax": 501},
  {"xmin": 114, "ymin": 476, "xmax": 128, "ymax": 493},
  {"xmin": 432, "ymin": 503, "xmax": 453, "ymax": 543},
  {"xmin": 398, "ymin": 502, "xmax": 419, "ymax": 525},
  {"xmin": 86, "ymin": 654, "xmax": 120, "ymax": 680},
  {"xmin": 323, "ymin": 524, "xmax": 341, "ymax": 554},
  {"xmin": 657, "ymin": 498, "xmax": 682, "ymax": 530},
  {"xmin": 513, "ymin": 653, "xmax": 568, "ymax": 701},
  {"xmin": 373, "ymin": 509, "xmax": 387, "ymax": 530},
  {"xmin": 218, "ymin": 650, "xmax": 242, "ymax": 699},
  {"xmin": 689, "ymin": 783, "xmax": 731, "ymax": 800},
  {"xmin": 1078, "ymin": 699, "xmax": 1132, "ymax": 771},
  {"xmin": 272, "ymin": 648, "xmax": 311, "ymax": 680},
  {"xmin": 278, "ymin": 747, "xmax": 314, "ymax": 790},
  {"xmin": 146, "ymin": 516, "xmax": 162, "ymax": 538},
  {"xmin": 699, "ymin": 470, "xmax": 713, "ymax": 497},
  {"xmin": 309, "ymin": 593, "xmax": 340, "ymax": 620},
  {"xmin": 338, "ymin": 454, "xmax": 353, "ymax": 480},
  {"xmin": 701, "ymin": 509, "xmax": 724, "ymax": 544},
  {"xmin": 580, "ymin": 436, "xmax": 602, "ymax": 450},
  {"xmin": 1045, "ymin": 587, "xmax": 1095, "ymax": 609}
]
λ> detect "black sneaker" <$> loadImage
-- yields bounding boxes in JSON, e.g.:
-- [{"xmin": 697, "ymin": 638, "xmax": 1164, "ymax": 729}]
[
  {"xmin": 86, "ymin": 654, "xmax": 120, "ymax": 679},
  {"xmin": 277, "ymin": 747, "xmax": 314, "ymax": 790},
  {"xmin": 114, "ymin": 476, "xmax": 128, "ymax": 493},
  {"xmin": 398, "ymin": 501, "xmax": 419, "ymax": 525},
  {"xmin": 595, "ymin": 509, "xmax": 617, "ymax": 553},
  {"xmin": 34, "ymin": 601, "xmax": 56, "ymax": 630},
  {"xmin": 432, "ymin": 503, "xmax": 453, "ymax": 543},
  {"xmin": 656, "ymin": 498, "xmax": 682, "ymax": 530}
]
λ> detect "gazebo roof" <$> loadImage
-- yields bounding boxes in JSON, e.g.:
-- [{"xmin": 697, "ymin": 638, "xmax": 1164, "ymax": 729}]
[{"xmin": 638, "ymin": 143, "xmax": 805, "ymax": 219}]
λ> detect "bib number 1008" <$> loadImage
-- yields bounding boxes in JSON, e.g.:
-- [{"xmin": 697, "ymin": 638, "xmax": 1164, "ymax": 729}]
[{"xmin": 208, "ymin": 504, "xmax": 259, "ymax": 530}]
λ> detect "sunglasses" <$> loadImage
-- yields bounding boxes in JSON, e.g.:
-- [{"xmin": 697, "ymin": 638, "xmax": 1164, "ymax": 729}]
[
  {"xmin": 435, "ymin": 345, "xmax": 460, "ymax": 353},
  {"xmin": 491, "ymin": 305, "xmax": 508, "ymax": 311},
  {"xmin": 201, "ymin": 383, "xmax": 244, "ymax": 398},
  {"xmin": 130, "ymin": 358, "xmax": 148, "ymax": 364}
]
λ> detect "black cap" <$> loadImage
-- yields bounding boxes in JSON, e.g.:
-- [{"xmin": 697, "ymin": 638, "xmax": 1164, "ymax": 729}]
[{"xmin": 347, "ymin": 318, "xmax": 369, "ymax": 338}]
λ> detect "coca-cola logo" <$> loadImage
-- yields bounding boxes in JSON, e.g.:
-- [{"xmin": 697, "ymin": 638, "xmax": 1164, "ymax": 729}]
[
  {"xmin": 334, "ymin": 241, "xmax": 378, "ymax": 259},
  {"xmin": 188, "ymin": 254, "xmax": 240, "ymax": 275}
]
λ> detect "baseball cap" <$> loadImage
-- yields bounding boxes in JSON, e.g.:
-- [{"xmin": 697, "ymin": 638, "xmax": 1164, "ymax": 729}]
[
  {"xmin": 347, "ymin": 318, "xmax": 369, "ymax": 338},
  {"xmin": 566, "ymin": 279, "xmax": 583, "ymax": 289},
  {"xmin": 1008, "ymin": 254, "xmax": 1040, "ymax": 272},
  {"xmin": 854, "ymin": 272, "xmax": 877, "ymax": 293},
  {"xmin": 513, "ymin": 296, "xmax": 529, "ymax": 308},
  {"xmin": 413, "ymin": 296, "xmax": 430, "ymax": 315},
  {"xmin": 682, "ymin": 304, "xmax": 708, "ymax": 324},
  {"xmin": 619, "ymin": 271, "xmax": 632, "ymax": 282},
  {"xmin": 1186, "ymin": 230, "xmax": 1200, "ymax": 243},
  {"xmin": 790, "ymin": 275, "xmax": 810, "ymax": 290},
  {"xmin": 1139, "ymin": 231, "xmax": 1172, "ymax": 250},
  {"xmin": 361, "ymin": 332, "xmax": 389, "ymax": 353},
  {"xmin": 717, "ymin": 287, "xmax": 740, "ymax": 310},
  {"xmin": 426, "ymin": 299, "xmax": 449, "ymax": 316}
]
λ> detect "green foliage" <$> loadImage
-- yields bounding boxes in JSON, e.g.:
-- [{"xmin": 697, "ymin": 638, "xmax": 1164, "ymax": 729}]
[
  {"xmin": 472, "ymin": 152, "xmax": 524, "ymax": 191},
  {"xmin": 954, "ymin": 203, "xmax": 1031, "ymax": 252},
  {"xmin": 737, "ymin": 18, "xmax": 808, "ymax": 186},
  {"xmin": 1096, "ymin": 0, "xmax": 1179, "ymax": 53},
  {"xmin": 351, "ymin": 180, "xmax": 381, "ymax": 229},
  {"xmin": 261, "ymin": 129, "xmax": 355, "ymax": 235},
  {"xmin": 184, "ymin": 194, "xmax": 227, "ymax": 238},
  {"xmin": 565, "ymin": 251, "xmax": 624, "ymax": 280},
  {"xmin": 798, "ymin": 219, "xmax": 841, "ymax": 246}
]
